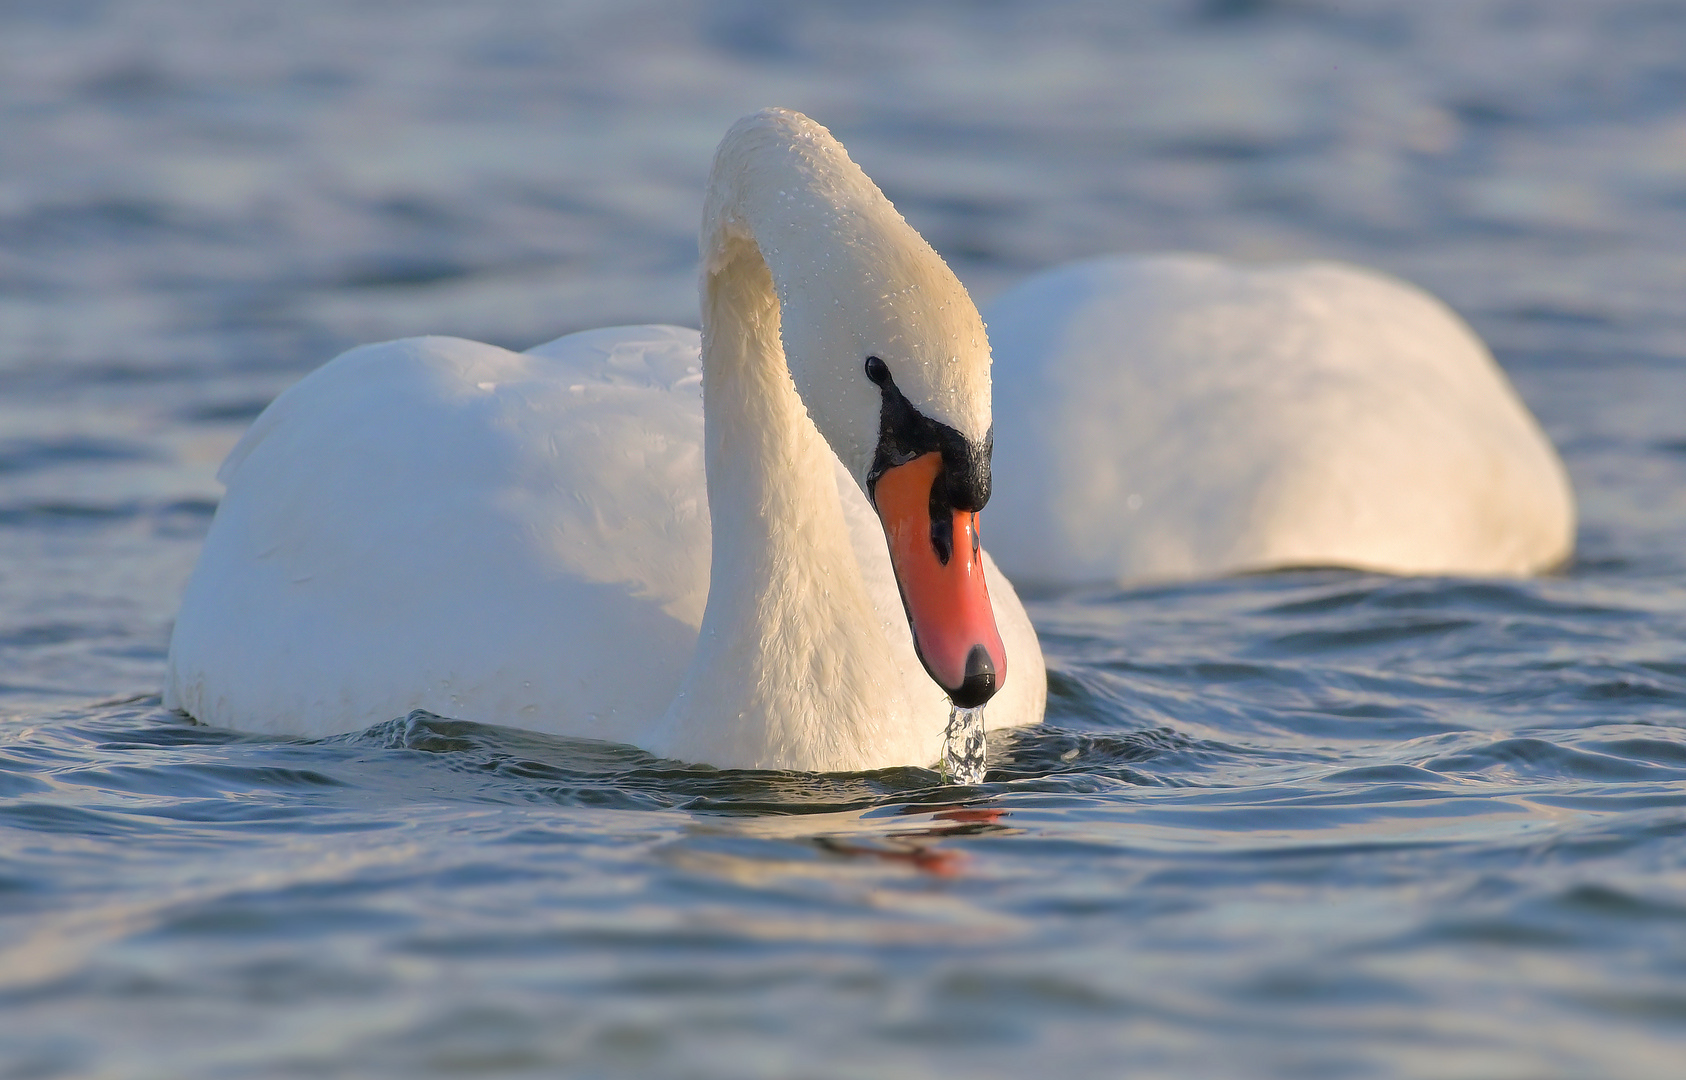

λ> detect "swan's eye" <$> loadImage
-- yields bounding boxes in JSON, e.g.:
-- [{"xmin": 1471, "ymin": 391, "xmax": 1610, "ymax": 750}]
[{"xmin": 864, "ymin": 356, "xmax": 891, "ymax": 387}]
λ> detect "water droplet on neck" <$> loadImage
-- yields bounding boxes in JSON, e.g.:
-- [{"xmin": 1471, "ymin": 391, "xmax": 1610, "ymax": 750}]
[{"xmin": 941, "ymin": 704, "xmax": 987, "ymax": 785}]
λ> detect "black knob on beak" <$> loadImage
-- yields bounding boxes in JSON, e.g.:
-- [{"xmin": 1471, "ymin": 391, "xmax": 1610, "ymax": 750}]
[{"xmin": 949, "ymin": 644, "xmax": 998, "ymax": 708}]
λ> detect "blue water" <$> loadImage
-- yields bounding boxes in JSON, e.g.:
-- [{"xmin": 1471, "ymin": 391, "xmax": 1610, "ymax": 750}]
[{"xmin": 4, "ymin": 2, "xmax": 1686, "ymax": 1076}]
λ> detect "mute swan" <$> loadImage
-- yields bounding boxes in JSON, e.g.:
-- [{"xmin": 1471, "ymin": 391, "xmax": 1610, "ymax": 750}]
[
  {"xmin": 981, "ymin": 255, "xmax": 1576, "ymax": 585},
  {"xmin": 165, "ymin": 109, "xmax": 1047, "ymax": 773}
]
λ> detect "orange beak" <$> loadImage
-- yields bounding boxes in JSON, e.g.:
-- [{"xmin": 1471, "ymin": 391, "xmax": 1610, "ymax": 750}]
[{"xmin": 872, "ymin": 452, "xmax": 1007, "ymax": 707}]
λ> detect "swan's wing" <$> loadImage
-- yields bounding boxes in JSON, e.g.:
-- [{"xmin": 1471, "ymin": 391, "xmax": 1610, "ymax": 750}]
[{"xmin": 166, "ymin": 326, "xmax": 710, "ymax": 742}]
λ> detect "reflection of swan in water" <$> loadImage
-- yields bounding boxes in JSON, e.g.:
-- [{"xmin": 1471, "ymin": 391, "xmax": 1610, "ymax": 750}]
[
  {"xmin": 164, "ymin": 109, "xmax": 1046, "ymax": 774},
  {"xmin": 812, "ymin": 806, "xmax": 1010, "ymax": 876},
  {"xmin": 982, "ymin": 255, "xmax": 1576, "ymax": 586},
  {"xmin": 682, "ymin": 803, "xmax": 1013, "ymax": 880}
]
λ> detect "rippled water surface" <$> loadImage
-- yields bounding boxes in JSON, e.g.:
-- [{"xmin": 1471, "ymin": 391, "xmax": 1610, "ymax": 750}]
[{"xmin": 4, "ymin": 2, "xmax": 1686, "ymax": 1077}]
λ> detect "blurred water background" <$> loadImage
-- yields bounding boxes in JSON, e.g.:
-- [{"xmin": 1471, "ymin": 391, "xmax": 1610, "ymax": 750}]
[{"xmin": 3, "ymin": 1, "xmax": 1686, "ymax": 1076}]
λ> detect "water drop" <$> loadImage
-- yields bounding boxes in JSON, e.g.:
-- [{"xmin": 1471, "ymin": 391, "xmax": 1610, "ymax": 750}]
[{"xmin": 941, "ymin": 704, "xmax": 987, "ymax": 784}]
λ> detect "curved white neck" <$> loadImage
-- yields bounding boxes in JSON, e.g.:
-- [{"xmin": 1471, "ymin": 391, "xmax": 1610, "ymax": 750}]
[
  {"xmin": 696, "ymin": 109, "xmax": 993, "ymax": 477},
  {"xmin": 648, "ymin": 231, "xmax": 911, "ymax": 771},
  {"xmin": 646, "ymin": 108, "xmax": 992, "ymax": 772}
]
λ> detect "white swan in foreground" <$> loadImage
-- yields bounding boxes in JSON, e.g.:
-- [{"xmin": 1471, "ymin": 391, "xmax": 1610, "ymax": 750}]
[
  {"xmin": 982, "ymin": 255, "xmax": 1576, "ymax": 585},
  {"xmin": 165, "ymin": 109, "xmax": 1047, "ymax": 773}
]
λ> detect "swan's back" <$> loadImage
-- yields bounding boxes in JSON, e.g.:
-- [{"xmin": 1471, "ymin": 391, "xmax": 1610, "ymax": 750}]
[
  {"xmin": 983, "ymin": 255, "xmax": 1575, "ymax": 585},
  {"xmin": 165, "ymin": 322, "xmax": 1044, "ymax": 750},
  {"xmin": 166, "ymin": 325, "xmax": 711, "ymax": 740}
]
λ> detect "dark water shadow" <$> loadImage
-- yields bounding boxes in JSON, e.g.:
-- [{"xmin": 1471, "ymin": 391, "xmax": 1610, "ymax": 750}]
[
  {"xmin": 336, "ymin": 710, "xmax": 1212, "ymax": 818},
  {"xmin": 11, "ymin": 700, "xmax": 1223, "ymax": 828}
]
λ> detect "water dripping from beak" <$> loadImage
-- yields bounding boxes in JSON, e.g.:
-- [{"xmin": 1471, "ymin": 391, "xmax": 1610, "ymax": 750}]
[{"xmin": 941, "ymin": 704, "xmax": 987, "ymax": 784}]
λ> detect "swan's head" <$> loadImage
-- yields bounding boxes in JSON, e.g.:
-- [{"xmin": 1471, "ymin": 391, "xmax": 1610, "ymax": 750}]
[
  {"xmin": 856, "ymin": 352, "xmax": 1004, "ymax": 708},
  {"xmin": 704, "ymin": 108, "xmax": 1006, "ymax": 707}
]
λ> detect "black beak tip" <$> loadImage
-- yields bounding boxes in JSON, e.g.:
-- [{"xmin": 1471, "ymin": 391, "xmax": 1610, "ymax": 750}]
[{"xmin": 949, "ymin": 644, "xmax": 999, "ymax": 708}]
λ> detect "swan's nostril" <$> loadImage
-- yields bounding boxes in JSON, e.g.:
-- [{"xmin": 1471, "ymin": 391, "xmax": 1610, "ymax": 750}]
[{"xmin": 950, "ymin": 643, "xmax": 998, "ymax": 707}]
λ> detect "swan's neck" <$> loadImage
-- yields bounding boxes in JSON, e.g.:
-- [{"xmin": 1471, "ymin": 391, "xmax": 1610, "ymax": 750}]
[{"xmin": 650, "ymin": 236, "xmax": 910, "ymax": 771}]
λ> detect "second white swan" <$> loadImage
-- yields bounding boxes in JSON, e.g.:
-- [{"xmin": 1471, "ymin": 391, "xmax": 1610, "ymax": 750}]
[{"xmin": 982, "ymin": 254, "xmax": 1576, "ymax": 585}]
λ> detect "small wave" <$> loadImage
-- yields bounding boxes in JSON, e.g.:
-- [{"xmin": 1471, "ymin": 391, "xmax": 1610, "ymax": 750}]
[
  {"xmin": 178, "ymin": 399, "xmax": 274, "ymax": 424},
  {"xmin": 1423, "ymin": 736, "xmax": 1686, "ymax": 782},
  {"xmin": 0, "ymin": 498, "xmax": 216, "ymax": 530},
  {"xmin": 0, "ymin": 436, "xmax": 157, "ymax": 474}
]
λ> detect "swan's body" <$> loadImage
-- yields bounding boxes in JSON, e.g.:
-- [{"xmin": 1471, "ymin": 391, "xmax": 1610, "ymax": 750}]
[
  {"xmin": 983, "ymin": 255, "xmax": 1575, "ymax": 585},
  {"xmin": 167, "ymin": 110, "xmax": 1046, "ymax": 773}
]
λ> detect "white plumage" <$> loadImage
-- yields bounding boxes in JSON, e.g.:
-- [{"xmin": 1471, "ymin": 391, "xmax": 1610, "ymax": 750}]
[
  {"xmin": 984, "ymin": 255, "xmax": 1575, "ymax": 585},
  {"xmin": 166, "ymin": 111, "xmax": 1047, "ymax": 772},
  {"xmin": 166, "ymin": 113, "xmax": 1577, "ymax": 772}
]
